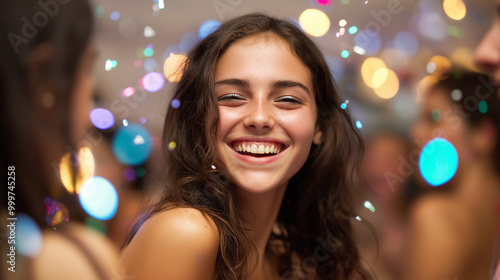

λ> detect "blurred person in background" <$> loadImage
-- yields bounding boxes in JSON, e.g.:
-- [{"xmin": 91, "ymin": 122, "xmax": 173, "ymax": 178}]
[
  {"xmin": 353, "ymin": 130, "xmax": 413, "ymax": 280},
  {"xmin": 90, "ymin": 128, "xmax": 147, "ymax": 249},
  {"xmin": 406, "ymin": 70, "xmax": 500, "ymax": 280},
  {"xmin": 0, "ymin": 0, "xmax": 119, "ymax": 279}
]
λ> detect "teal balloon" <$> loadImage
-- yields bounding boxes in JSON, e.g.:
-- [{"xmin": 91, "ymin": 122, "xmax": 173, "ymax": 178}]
[{"xmin": 112, "ymin": 123, "xmax": 153, "ymax": 165}]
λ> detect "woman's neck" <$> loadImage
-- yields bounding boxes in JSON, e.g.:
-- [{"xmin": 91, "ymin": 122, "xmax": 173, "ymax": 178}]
[
  {"xmin": 237, "ymin": 182, "xmax": 288, "ymax": 251},
  {"xmin": 236, "ymin": 182, "xmax": 288, "ymax": 279}
]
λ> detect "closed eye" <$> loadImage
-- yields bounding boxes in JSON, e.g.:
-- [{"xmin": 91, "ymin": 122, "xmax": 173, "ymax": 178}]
[
  {"xmin": 276, "ymin": 96, "xmax": 304, "ymax": 105},
  {"xmin": 218, "ymin": 93, "xmax": 244, "ymax": 101}
]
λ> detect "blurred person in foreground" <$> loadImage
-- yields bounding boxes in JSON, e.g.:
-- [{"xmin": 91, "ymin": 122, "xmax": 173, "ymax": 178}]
[
  {"xmin": 475, "ymin": 1, "xmax": 500, "ymax": 278},
  {"xmin": 406, "ymin": 69, "xmax": 500, "ymax": 280},
  {"xmin": 0, "ymin": 0, "xmax": 119, "ymax": 279}
]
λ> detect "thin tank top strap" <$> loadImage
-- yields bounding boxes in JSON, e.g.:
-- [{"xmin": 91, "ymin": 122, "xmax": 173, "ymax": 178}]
[{"xmin": 57, "ymin": 228, "xmax": 109, "ymax": 280}]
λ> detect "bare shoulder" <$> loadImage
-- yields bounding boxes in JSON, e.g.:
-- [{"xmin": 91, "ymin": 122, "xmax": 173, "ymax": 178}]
[
  {"xmin": 119, "ymin": 207, "xmax": 219, "ymax": 280},
  {"xmin": 410, "ymin": 194, "xmax": 469, "ymax": 233},
  {"xmin": 33, "ymin": 223, "xmax": 119, "ymax": 280}
]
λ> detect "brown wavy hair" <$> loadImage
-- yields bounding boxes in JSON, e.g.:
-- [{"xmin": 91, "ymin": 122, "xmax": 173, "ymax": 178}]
[{"xmin": 125, "ymin": 13, "xmax": 371, "ymax": 280}]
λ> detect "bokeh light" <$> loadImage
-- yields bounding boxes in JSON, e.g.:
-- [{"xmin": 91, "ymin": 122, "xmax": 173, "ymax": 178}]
[
  {"xmin": 144, "ymin": 26, "xmax": 156, "ymax": 37},
  {"xmin": 418, "ymin": 13, "xmax": 446, "ymax": 41},
  {"xmin": 143, "ymin": 46, "xmax": 154, "ymax": 57},
  {"xmin": 451, "ymin": 89, "xmax": 462, "ymax": 101},
  {"xmin": 478, "ymin": 100, "xmax": 487, "ymax": 113},
  {"xmin": 348, "ymin": 26, "xmax": 358, "ymax": 34},
  {"xmin": 361, "ymin": 57, "xmax": 387, "ymax": 88},
  {"xmin": 364, "ymin": 201, "xmax": 375, "ymax": 212},
  {"xmin": 199, "ymin": 20, "xmax": 221, "ymax": 39},
  {"xmin": 110, "ymin": 11, "xmax": 120, "ymax": 21},
  {"xmin": 79, "ymin": 176, "xmax": 118, "ymax": 220},
  {"xmin": 429, "ymin": 55, "xmax": 452, "ymax": 77},
  {"xmin": 419, "ymin": 138, "xmax": 458, "ymax": 186},
  {"xmin": 341, "ymin": 50, "xmax": 350, "ymax": 59},
  {"xmin": 112, "ymin": 123, "xmax": 153, "ymax": 166},
  {"xmin": 373, "ymin": 68, "xmax": 399, "ymax": 99},
  {"xmin": 356, "ymin": 120, "xmax": 363, "ymax": 129},
  {"xmin": 432, "ymin": 109, "xmax": 442, "ymax": 122},
  {"xmin": 59, "ymin": 147, "xmax": 95, "ymax": 194},
  {"xmin": 163, "ymin": 53, "xmax": 187, "ymax": 82},
  {"xmin": 16, "ymin": 214, "xmax": 43, "ymax": 257},
  {"xmin": 317, "ymin": 0, "xmax": 332, "ymax": 5},
  {"xmin": 141, "ymin": 72, "xmax": 165, "ymax": 92},
  {"xmin": 443, "ymin": 0, "xmax": 466, "ymax": 21},
  {"xmin": 94, "ymin": 5, "xmax": 104, "ymax": 18},
  {"xmin": 122, "ymin": 86, "xmax": 135, "ymax": 97},
  {"xmin": 394, "ymin": 31, "xmax": 419, "ymax": 57},
  {"xmin": 339, "ymin": 19, "xmax": 347, "ymax": 27},
  {"xmin": 299, "ymin": 9, "xmax": 330, "ymax": 37},
  {"xmin": 168, "ymin": 141, "xmax": 177, "ymax": 151},
  {"xmin": 171, "ymin": 99, "xmax": 181, "ymax": 109},
  {"xmin": 90, "ymin": 108, "xmax": 115, "ymax": 130}
]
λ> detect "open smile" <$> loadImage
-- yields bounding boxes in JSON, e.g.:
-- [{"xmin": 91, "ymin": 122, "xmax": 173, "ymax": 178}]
[{"xmin": 231, "ymin": 141, "xmax": 285, "ymax": 157}]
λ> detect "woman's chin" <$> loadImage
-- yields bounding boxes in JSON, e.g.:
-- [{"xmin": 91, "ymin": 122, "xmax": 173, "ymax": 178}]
[{"xmin": 232, "ymin": 178, "xmax": 287, "ymax": 195}]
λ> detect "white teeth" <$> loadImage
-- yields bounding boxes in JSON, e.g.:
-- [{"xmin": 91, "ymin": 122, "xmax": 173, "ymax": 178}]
[
  {"xmin": 251, "ymin": 144, "xmax": 258, "ymax": 153},
  {"xmin": 232, "ymin": 142, "xmax": 284, "ymax": 155},
  {"xmin": 258, "ymin": 145, "xmax": 265, "ymax": 154}
]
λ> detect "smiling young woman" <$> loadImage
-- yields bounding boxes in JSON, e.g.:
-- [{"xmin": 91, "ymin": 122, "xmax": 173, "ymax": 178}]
[{"xmin": 120, "ymin": 13, "xmax": 371, "ymax": 280}]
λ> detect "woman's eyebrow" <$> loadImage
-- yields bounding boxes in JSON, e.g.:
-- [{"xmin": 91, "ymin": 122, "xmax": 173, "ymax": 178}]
[
  {"xmin": 270, "ymin": 80, "xmax": 311, "ymax": 96},
  {"xmin": 214, "ymin": 78, "xmax": 250, "ymax": 88},
  {"xmin": 214, "ymin": 78, "xmax": 311, "ymax": 96}
]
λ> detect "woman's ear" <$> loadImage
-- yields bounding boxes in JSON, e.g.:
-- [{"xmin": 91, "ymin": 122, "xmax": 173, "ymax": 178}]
[{"xmin": 313, "ymin": 125, "xmax": 322, "ymax": 145}]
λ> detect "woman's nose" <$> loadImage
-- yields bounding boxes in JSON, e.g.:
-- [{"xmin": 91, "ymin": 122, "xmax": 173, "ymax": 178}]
[
  {"xmin": 474, "ymin": 27, "xmax": 500, "ymax": 73},
  {"xmin": 242, "ymin": 99, "xmax": 275, "ymax": 132}
]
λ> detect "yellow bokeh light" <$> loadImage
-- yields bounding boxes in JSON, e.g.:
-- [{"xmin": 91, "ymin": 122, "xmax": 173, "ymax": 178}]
[
  {"xmin": 59, "ymin": 147, "xmax": 95, "ymax": 194},
  {"xmin": 163, "ymin": 53, "xmax": 187, "ymax": 82},
  {"xmin": 416, "ymin": 75, "xmax": 439, "ymax": 103},
  {"xmin": 371, "ymin": 68, "xmax": 390, "ymax": 89},
  {"xmin": 429, "ymin": 55, "xmax": 452, "ymax": 78},
  {"xmin": 339, "ymin": 19, "xmax": 347, "ymax": 27},
  {"xmin": 443, "ymin": 0, "xmax": 466, "ymax": 21},
  {"xmin": 361, "ymin": 57, "xmax": 387, "ymax": 88},
  {"xmin": 373, "ymin": 69, "xmax": 399, "ymax": 99},
  {"xmin": 299, "ymin": 9, "xmax": 330, "ymax": 37}
]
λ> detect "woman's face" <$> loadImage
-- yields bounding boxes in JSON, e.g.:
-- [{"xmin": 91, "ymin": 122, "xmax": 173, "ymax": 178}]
[
  {"xmin": 70, "ymin": 43, "xmax": 97, "ymax": 145},
  {"xmin": 214, "ymin": 33, "xmax": 322, "ymax": 194}
]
